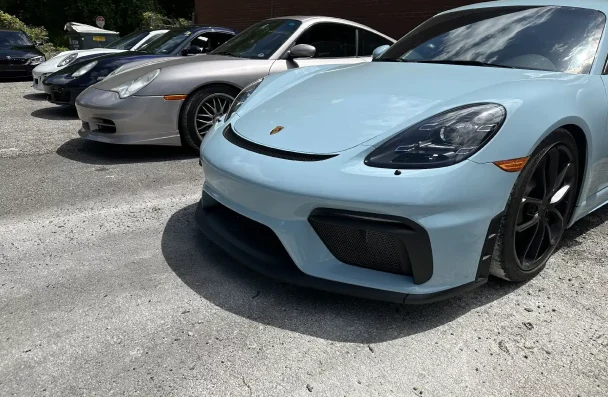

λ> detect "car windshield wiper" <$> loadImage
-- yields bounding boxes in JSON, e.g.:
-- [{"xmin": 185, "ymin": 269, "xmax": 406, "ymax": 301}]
[
  {"xmin": 375, "ymin": 57, "xmax": 404, "ymax": 62},
  {"xmin": 213, "ymin": 51, "xmax": 239, "ymax": 57},
  {"xmin": 402, "ymin": 59, "xmax": 516, "ymax": 69}
]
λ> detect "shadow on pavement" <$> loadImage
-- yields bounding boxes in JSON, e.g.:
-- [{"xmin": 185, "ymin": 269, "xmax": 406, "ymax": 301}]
[
  {"xmin": 162, "ymin": 203, "xmax": 526, "ymax": 344},
  {"xmin": 56, "ymin": 138, "xmax": 196, "ymax": 165},
  {"xmin": 31, "ymin": 106, "xmax": 78, "ymax": 120},
  {"xmin": 23, "ymin": 92, "xmax": 48, "ymax": 101}
]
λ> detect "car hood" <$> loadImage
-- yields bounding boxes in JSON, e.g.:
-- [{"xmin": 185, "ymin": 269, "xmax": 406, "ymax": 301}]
[
  {"xmin": 0, "ymin": 46, "xmax": 42, "ymax": 58},
  {"xmin": 232, "ymin": 62, "xmax": 584, "ymax": 154},
  {"xmin": 93, "ymin": 54, "xmax": 245, "ymax": 90},
  {"xmin": 35, "ymin": 48, "xmax": 124, "ymax": 72}
]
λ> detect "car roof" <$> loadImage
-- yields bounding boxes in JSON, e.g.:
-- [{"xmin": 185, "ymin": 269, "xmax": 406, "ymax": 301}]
[
  {"xmin": 266, "ymin": 16, "xmax": 395, "ymax": 41},
  {"xmin": 0, "ymin": 29, "xmax": 25, "ymax": 33},
  {"xmin": 165, "ymin": 25, "xmax": 237, "ymax": 33},
  {"xmin": 447, "ymin": 0, "xmax": 608, "ymax": 14}
]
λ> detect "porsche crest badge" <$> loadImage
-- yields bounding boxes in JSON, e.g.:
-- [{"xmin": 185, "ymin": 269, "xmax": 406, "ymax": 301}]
[{"xmin": 270, "ymin": 126, "xmax": 284, "ymax": 135}]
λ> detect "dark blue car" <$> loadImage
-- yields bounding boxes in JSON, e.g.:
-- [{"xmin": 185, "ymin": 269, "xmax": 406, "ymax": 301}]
[{"xmin": 43, "ymin": 26, "xmax": 237, "ymax": 105}]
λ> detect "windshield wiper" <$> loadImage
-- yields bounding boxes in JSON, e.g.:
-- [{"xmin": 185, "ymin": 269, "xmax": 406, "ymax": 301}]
[
  {"xmin": 213, "ymin": 51, "xmax": 239, "ymax": 57},
  {"xmin": 402, "ymin": 59, "xmax": 516, "ymax": 69}
]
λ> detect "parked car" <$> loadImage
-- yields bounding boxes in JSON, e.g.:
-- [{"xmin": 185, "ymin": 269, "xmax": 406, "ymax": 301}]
[
  {"xmin": 32, "ymin": 28, "xmax": 168, "ymax": 91},
  {"xmin": 43, "ymin": 26, "xmax": 237, "ymax": 106},
  {"xmin": 75, "ymin": 16, "xmax": 395, "ymax": 149},
  {"xmin": 0, "ymin": 29, "xmax": 45, "ymax": 79},
  {"xmin": 196, "ymin": 2, "xmax": 608, "ymax": 303}
]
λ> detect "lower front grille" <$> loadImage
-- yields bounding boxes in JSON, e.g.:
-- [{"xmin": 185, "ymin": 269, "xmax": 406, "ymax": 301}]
[
  {"xmin": 308, "ymin": 208, "xmax": 433, "ymax": 284},
  {"xmin": 50, "ymin": 87, "xmax": 71, "ymax": 104},
  {"xmin": 223, "ymin": 124, "xmax": 337, "ymax": 162}
]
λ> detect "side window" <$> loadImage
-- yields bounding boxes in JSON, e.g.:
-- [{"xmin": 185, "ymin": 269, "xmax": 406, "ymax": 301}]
[
  {"xmin": 295, "ymin": 23, "xmax": 356, "ymax": 58},
  {"xmin": 191, "ymin": 32, "xmax": 234, "ymax": 52},
  {"xmin": 358, "ymin": 29, "xmax": 393, "ymax": 56}
]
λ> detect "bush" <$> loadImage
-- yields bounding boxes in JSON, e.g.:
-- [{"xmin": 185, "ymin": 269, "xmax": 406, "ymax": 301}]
[
  {"xmin": 0, "ymin": 10, "xmax": 66, "ymax": 58},
  {"xmin": 141, "ymin": 11, "xmax": 190, "ymax": 29}
]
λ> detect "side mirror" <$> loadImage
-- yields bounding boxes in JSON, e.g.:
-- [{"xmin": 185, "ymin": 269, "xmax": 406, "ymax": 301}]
[
  {"xmin": 289, "ymin": 44, "xmax": 316, "ymax": 59},
  {"xmin": 34, "ymin": 40, "xmax": 43, "ymax": 46},
  {"xmin": 372, "ymin": 44, "xmax": 391, "ymax": 60},
  {"xmin": 183, "ymin": 45, "xmax": 204, "ymax": 56}
]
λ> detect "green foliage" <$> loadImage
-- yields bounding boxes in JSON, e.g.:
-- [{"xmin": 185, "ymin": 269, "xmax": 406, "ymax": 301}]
[{"xmin": 141, "ymin": 11, "xmax": 190, "ymax": 29}]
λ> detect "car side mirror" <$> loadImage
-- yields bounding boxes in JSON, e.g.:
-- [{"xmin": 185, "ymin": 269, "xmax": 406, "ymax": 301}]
[
  {"xmin": 372, "ymin": 44, "xmax": 391, "ymax": 60},
  {"xmin": 289, "ymin": 44, "xmax": 316, "ymax": 59},
  {"xmin": 34, "ymin": 40, "xmax": 43, "ymax": 46},
  {"xmin": 183, "ymin": 45, "xmax": 204, "ymax": 56}
]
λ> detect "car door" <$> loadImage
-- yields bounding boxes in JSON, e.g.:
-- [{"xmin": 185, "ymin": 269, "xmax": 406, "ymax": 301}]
[
  {"xmin": 356, "ymin": 28, "xmax": 394, "ymax": 61},
  {"xmin": 269, "ymin": 22, "xmax": 363, "ymax": 73}
]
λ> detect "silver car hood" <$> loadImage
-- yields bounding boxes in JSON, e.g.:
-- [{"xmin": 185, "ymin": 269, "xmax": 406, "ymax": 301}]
[{"xmin": 94, "ymin": 55, "xmax": 255, "ymax": 91}]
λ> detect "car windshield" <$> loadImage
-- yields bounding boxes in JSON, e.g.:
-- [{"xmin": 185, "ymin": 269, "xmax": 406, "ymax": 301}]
[
  {"xmin": 105, "ymin": 31, "xmax": 150, "ymax": 50},
  {"xmin": 378, "ymin": 6, "xmax": 606, "ymax": 74},
  {"xmin": 139, "ymin": 29, "xmax": 194, "ymax": 54},
  {"xmin": 0, "ymin": 31, "xmax": 33, "ymax": 48},
  {"xmin": 210, "ymin": 19, "xmax": 302, "ymax": 59}
]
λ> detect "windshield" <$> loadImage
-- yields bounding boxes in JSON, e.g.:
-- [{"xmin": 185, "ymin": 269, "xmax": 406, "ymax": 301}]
[
  {"xmin": 140, "ymin": 29, "xmax": 194, "ymax": 54},
  {"xmin": 105, "ymin": 31, "xmax": 150, "ymax": 50},
  {"xmin": 0, "ymin": 31, "xmax": 33, "ymax": 48},
  {"xmin": 211, "ymin": 19, "xmax": 301, "ymax": 59},
  {"xmin": 378, "ymin": 6, "xmax": 606, "ymax": 74}
]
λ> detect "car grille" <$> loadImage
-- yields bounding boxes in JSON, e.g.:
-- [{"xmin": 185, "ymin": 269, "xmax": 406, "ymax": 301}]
[
  {"xmin": 0, "ymin": 57, "xmax": 27, "ymax": 65},
  {"xmin": 49, "ymin": 86, "xmax": 71, "ymax": 104},
  {"xmin": 223, "ymin": 124, "xmax": 337, "ymax": 162},
  {"xmin": 308, "ymin": 209, "xmax": 434, "ymax": 284}
]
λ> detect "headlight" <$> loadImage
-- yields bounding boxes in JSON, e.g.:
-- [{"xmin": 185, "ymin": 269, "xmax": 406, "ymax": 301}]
[
  {"xmin": 110, "ymin": 69, "xmax": 160, "ymax": 99},
  {"xmin": 57, "ymin": 53, "xmax": 78, "ymax": 67},
  {"xmin": 364, "ymin": 103, "xmax": 506, "ymax": 169},
  {"xmin": 72, "ymin": 61, "xmax": 98, "ymax": 77},
  {"xmin": 225, "ymin": 78, "xmax": 264, "ymax": 120},
  {"xmin": 26, "ymin": 56, "xmax": 45, "ymax": 65}
]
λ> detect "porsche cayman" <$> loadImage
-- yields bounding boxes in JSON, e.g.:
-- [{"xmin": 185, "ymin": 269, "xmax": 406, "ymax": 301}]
[{"xmin": 196, "ymin": 1, "xmax": 608, "ymax": 303}]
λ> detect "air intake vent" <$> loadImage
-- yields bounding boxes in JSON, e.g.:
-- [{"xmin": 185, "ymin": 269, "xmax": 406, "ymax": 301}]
[{"xmin": 223, "ymin": 124, "xmax": 337, "ymax": 162}]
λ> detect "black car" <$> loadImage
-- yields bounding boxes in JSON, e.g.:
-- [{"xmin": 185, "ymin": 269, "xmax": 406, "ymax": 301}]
[
  {"xmin": 42, "ymin": 26, "xmax": 237, "ymax": 106},
  {"xmin": 0, "ymin": 29, "xmax": 45, "ymax": 78}
]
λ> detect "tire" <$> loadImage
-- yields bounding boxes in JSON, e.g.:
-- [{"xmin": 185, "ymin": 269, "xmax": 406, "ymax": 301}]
[
  {"xmin": 179, "ymin": 85, "xmax": 238, "ymax": 151},
  {"xmin": 490, "ymin": 128, "xmax": 580, "ymax": 282}
]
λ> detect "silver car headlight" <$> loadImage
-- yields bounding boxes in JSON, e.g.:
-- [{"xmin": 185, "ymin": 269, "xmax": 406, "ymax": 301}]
[
  {"xmin": 365, "ymin": 103, "xmax": 506, "ymax": 169},
  {"xmin": 57, "ymin": 53, "xmax": 78, "ymax": 67},
  {"xmin": 72, "ymin": 61, "xmax": 98, "ymax": 77},
  {"xmin": 26, "ymin": 56, "xmax": 45, "ymax": 65},
  {"xmin": 225, "ymin": 78, "xmax": 264, "ymax": 120},
  {"xmin": 110, "ymin": 69, "xmax": 161, "ymax": 99}
]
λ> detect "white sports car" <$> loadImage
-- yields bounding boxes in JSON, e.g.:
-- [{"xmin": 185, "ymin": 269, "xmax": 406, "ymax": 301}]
[{"xmin": 31, "ymin": 28, "xmax": 167, "ymax": 91}]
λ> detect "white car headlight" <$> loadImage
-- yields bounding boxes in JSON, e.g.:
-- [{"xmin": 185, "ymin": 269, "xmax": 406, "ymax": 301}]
[
  {"xmin": 57, "ymin": 53, "xmax": 78, "ymax": 67},
  {"xmin": 110, "ymin": 69, "xmax": 161, "ymax": 99},
  {"xmin": 26, "ymin": 56, "xmax": 45, "ymax": 65},
  {"xmin": 225, "ymin": 78, "xmax": 264, "ymax": 120},
  {"xmin": 72, "ymin": 61, "xmax": 98, "ymax": 77}
]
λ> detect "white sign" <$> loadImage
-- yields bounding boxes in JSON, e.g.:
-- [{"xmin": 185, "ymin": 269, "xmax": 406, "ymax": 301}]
[{"xmin": 96, "ymin": 16, "xmax": 105, "ymax": 29}]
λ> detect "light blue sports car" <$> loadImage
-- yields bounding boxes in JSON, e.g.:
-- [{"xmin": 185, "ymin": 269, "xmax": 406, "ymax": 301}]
[{"xmin": 196, "ymin": 0, "xmax": 608, "ymax": 303}]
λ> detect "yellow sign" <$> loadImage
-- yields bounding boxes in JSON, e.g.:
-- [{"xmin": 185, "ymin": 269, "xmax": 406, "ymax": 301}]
[{"xmin": 92, "ymin": 36, "xmax": 106, "ymax": 42}]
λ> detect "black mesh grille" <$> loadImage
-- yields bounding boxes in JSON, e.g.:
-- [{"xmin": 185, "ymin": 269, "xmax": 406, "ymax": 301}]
[
  {"xmin": 49, "ymin": 86, "xmax": 71, "ymax": 104},
  {"xmin": 223, "ymin": 124, "xmax": 337, "ymax": 162},
  {"xmin": 309, "ymin": 217, "xmax": 412, "ymax": 276}
]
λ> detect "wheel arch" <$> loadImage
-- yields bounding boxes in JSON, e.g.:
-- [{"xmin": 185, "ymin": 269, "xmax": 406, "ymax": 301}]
[
  {"xmin": 559, "ymin": 123, "xmax": 588, "ymax": 211},
  {"xmin": 177, "ymin": 81, "xmax": 242, "ymax": 132}
]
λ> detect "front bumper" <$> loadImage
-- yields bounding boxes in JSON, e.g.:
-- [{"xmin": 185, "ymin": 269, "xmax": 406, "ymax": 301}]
[
  {"xmin": 75, "ymin": 87, "xmax": 182, "ymax": 146},
  {"xmin": 0, "ymin": 64, "xmax": 34, "ymax": 78},
  {"xmin": 197, "ymin": 122, "xmax": 519, "ymax": 302},
  {"xmin": 43, "ymin": 84, "xmax": 85, "ymax": 106},
  {"xmin": 32, "ymin": 70, "xmax": 52, "ymax": 91}
]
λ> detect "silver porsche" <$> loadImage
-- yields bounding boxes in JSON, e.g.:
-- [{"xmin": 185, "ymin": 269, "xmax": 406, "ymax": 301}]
[{"xmin": 75, "ymin": 16, "xmax": 395, "ymax": 149}]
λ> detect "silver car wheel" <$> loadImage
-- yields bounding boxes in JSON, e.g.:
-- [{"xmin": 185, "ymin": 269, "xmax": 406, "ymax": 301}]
[{"xmin": 195, "ymin": 93, "xmax": 234, "ymax": 137}]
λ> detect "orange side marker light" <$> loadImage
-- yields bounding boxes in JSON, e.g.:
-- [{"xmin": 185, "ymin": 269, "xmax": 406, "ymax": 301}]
[
  {"xmin": 493, "ymin": 157, "xmax": 529, "ymax": 172},
  {"xmin": 163, "ymin": 94, "xmax": 187, "ymax": 100}
]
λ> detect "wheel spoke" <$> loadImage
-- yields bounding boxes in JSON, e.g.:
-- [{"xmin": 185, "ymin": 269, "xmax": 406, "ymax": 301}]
[
  {"xmin": 516, "ymin": 214, "xmax": 539, "ymax": 232},
  {"xmin": 524, "ymin": 220, "xmax": 546, "ymax": 262},
  {"xmin": 552, "ymin": 163, "xmax": 571, "ymax": 194},
  {"xmin": 535, "ymin": 156, "xmax": 548, "ymax": 197},
  {"xmin": 545, "ymin": 149, "xmax": 559, "ymax": 196}
]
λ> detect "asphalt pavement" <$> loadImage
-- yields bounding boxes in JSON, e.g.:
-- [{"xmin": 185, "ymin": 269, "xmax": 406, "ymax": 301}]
[{"xmin": 0, "ymin": 81, "xmax": 606, "ymax": 396}]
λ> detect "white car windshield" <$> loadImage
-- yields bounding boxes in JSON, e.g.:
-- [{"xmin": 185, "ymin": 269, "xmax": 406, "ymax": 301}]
[
  {"xmin": 105, "ymin": 31, "xmax": 150, "ymax": 50},
  {"xmin": 211, "ymin": 19, "xmax": 302, "ymax": 59},
  {"xmin": 378, "ymin": 6, "xmax": 606, "ymax": 74}
]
